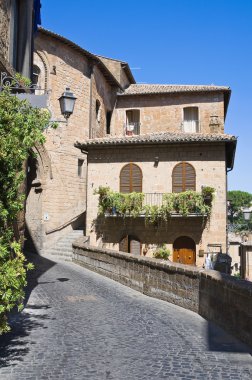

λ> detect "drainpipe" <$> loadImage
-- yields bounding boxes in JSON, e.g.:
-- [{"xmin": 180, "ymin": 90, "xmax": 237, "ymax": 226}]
[
  {"xmin": 89, "ymin": 65, "xmax": 94, "ymax": 139},
  {"xmin": 81, "ymin": 148, "xmax": 88, "ymax": 236}
]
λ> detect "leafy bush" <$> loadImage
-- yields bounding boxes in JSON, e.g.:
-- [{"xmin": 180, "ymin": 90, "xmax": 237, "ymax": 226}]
[
  {"xmin": 0, "ymin": 84, "xmax": 50, "ymax": 333},
  {"xmin": 95, "ymin": 187, "xmax": 213, "ymax": 224},
  {"xmin": 153, "ymin": 245, "xmax": 170, "ymax": 260}
]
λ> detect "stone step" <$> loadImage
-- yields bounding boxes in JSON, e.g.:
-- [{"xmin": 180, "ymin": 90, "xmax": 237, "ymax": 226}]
[{"xmin": 45, "ymin": 230, "xmax": 84, "ymax": 261}]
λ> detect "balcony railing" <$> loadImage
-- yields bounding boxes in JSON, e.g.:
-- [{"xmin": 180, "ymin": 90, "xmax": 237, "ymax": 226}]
[
  {"xmin": 124, "ymin": 122, "xmax": 140, "ymax": 136},
  {"xmin": 181, "ymin": 120, "xmax": 200, "ymax": 133},
  {"xmin": 96, "ymin": 187, "xmax": 214, "ymax": 221}
]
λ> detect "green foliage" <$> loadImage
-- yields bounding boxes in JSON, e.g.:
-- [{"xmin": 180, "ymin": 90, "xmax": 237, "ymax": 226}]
[
  {"xmin": 95, "ymin": 187, "xmax": 213, "ymax": 224},
  {"xmin": 94, "ymin": 186, "xmax": 144, "ymax": 218},
  {"xmin": 228, "ymin": 190, "xmax": 252, "ymax": 231},
  {"xmin": 153, "ymin": 245, "xmax": 170, "ymax": 260},
  {"xmin": 0, "ymin": 85, "xmax": 50, "ymax": 334}
]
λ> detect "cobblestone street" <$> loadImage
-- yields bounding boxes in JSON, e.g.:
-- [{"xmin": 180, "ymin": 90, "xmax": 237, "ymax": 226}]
[{"xmin": 0, "ymin": 254, "xmax": 252, "ymax": 380}]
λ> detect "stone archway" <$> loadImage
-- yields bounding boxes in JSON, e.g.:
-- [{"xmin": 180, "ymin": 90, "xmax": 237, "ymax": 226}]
[
  {"xmin": 25, "ymin": 144, "xmax": 52, "ymax": 254},
  {"xmin": 173, "ymin": 236, "xmax": 196, "ymax": 265}
]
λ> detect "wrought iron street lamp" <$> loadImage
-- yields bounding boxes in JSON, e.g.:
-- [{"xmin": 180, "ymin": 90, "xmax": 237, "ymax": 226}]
[{"xmin": 58, "ymin": 87, "xmax": 77, "ymax": 119}]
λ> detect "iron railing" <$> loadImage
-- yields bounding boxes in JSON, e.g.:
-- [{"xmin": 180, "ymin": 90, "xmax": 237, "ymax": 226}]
[
  {"xmin": 143, "ymin": 193, "xmax": 164, "ymax": 207},
  {"xmin": 181, "ymin": 120, "xmax": 200, "ymax": 133}
]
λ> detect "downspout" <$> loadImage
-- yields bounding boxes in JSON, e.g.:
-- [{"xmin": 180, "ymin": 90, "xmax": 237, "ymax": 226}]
[
  {"xmin": 81, "ymin": 148, "xmax": 88, "ymax": 237},
  {"xmin": 89, "ymin": 65, "xmax": 94, "ymax": 139}
]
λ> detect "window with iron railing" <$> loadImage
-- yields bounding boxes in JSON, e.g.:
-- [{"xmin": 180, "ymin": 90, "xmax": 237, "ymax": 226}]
[
  {"xmin": 125, "ymin": 109, "xmax": 140, "ymax": 135},
  {"xmin": 182, "ymin": 107, "xmax": 200, "ymax": 133}
]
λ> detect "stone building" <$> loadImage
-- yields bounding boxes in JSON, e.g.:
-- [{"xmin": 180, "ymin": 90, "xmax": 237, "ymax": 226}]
[
  {"xmin": 26, "ymin": 27, "xmax": 236, "ymax": 267},
  {"xmin": 0, "ymin": 0, "xmax": 39, "ymax": 78},
  {"xmin": 75, "ymin": 83, "xmax": 236, "ymax": 266},
  {"xmin": 25, "ymin": 28, "xmax": 135, "ymax": 253}
]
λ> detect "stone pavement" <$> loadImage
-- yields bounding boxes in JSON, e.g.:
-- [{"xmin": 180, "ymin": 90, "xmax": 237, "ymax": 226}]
[{"xmin": 0, "ymin": 254, "xmax": 252, "ymax": 380}]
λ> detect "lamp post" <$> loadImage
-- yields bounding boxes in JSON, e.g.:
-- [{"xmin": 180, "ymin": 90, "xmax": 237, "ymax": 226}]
[{"xmin": 58, "ymin": 87, "xmax": 77, "ymax": 120}]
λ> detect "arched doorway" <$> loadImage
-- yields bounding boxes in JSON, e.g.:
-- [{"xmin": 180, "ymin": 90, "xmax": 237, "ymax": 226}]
[
  {"xmin": 173, "ymin": 236, "xmax": 196, "ymax": 265},
  {"xmin": 119, "ymin": 235, "xmax": 141, "ymax": 255}
]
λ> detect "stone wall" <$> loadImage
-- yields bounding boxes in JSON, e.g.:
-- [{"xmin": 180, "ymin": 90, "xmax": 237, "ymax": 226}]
[
  {"xmin": 86, "ymin": 143, "xmax": 227, "ymax": 265},
  {"xmin": 0, "ymin": 0, "xmax": 10, "ymax": 62},
  {"xmin": 73, "ymin": 240, "xmax": 252, "ymax": 347},
  {"xmin": 112, "ymin": 92, "xmax": 225, "ymax": 136},
  {"xmin": 26, "ymin": 32, "xmax": 117, "ymax": 252}
]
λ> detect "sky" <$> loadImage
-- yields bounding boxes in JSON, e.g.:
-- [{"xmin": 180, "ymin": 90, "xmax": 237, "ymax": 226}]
[{"xmin": 41, "ymin": 0, "xmax": 252, "ymax": 193}]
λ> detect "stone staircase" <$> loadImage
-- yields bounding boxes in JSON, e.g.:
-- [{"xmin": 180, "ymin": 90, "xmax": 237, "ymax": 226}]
[{"xmin": 45, "ymin": 230, "xmax": 84, "ymax": 261}]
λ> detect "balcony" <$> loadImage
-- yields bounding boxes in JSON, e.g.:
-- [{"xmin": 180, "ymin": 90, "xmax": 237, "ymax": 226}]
[
  {"xmin": 0, "ymin": 71, "xmax": 49, "ymax": 108},
  {"xmin": 95, "ymin": 187, "xmax": 214, "ymax": 223},
  {"xmin": 181, "ymin": 120, "xmax": 200, "ymax": 133},
  {"xmin": 124, "ymin": 122, "xmax": 140, "ymax": 136}
]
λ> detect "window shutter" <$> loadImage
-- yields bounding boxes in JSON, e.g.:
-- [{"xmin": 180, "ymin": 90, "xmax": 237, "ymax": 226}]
[
  {"xmin": 172, "ymin": 162, "xmax": 196, "ymax": 192},
  {"xmin": 120, "ymin": 163, "xmax": 142, "ymax": 193}
]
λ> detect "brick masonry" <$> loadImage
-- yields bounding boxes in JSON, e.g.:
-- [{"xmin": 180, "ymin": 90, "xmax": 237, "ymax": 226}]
[{"xmin": 73, "ymin": 239, "xmax": 252, "ymax": 348}]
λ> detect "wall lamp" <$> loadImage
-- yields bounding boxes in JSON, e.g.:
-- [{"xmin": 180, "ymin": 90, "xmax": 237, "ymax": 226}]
[{"xmin": 58, "ymin": 87, "xmax": 77, "ymax": 120}]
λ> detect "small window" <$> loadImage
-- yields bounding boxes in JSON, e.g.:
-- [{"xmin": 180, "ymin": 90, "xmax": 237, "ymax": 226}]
[
  {"xmin": 125, "ymin": 109, "xmax": 140, "ymax": 135},
  {"xmin": 78, "ymin": 159, "xmax": 84, "ymax": 178},
  {"xmin": 183, "ymin": 107, "xmax": 199, "ymax": 133},
  {"xmin": 106, "ymin": 111, "xmax": 112, "ymax": 134},
  {"xmin": 172, "ymin": 162, "xmax": 196, "ymax": 192},
  {"xmin": 96, "ymin": 100, "xmax": 101, "ymax": 123},
  {"xmin": 32, "ymin": 65, "xmax": 41, "ymax": 86}
]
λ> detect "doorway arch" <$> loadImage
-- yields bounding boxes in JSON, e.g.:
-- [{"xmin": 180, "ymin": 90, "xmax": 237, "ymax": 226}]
[{"xmin": 173, "ymin": 236, "xmax": 196, "ymax": 265}]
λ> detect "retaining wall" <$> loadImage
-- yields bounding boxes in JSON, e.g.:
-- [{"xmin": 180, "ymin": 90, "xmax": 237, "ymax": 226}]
[{"xmin": 73, "ymin": 238, "xmax": 252, "ymax": 347}]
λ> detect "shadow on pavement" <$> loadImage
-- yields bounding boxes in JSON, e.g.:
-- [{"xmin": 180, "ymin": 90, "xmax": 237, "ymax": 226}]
[
  {"xmin": 0, "ymin": 253, "xmax": 57, "ymax": 368},
  {"xmin": 207, "ymin": 321, "xmax": 252, "ymax": 354}
]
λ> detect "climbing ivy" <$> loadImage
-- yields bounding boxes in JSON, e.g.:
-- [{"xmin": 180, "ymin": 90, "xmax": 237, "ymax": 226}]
[{"xmin": 0, "ymin": 83, "xmax": 50, "ymax": 334}]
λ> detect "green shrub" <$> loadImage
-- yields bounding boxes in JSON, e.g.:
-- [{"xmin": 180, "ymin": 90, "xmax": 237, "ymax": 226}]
[
  {"xmin": 0, "ymin": 82, "xmax": 50, "ymax": 334},
  {"xmin": 153, "ymin": 245, "xmax": 170, "ymax": 260}
]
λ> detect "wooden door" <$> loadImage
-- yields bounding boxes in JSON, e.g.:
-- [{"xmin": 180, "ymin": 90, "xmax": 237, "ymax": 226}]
[
  {"xmin": 129, "ymin": 237, "xmax": 141, "ymax": 256},
  {"xmin": 119, "ymin": 235, "xmax": 141, "ymax": 255},
  {"xmin": 173, "ymin": 236, "xmax": 196, "ymax": 265},
  {"xmin": 173, "ymin": 248, "xmax": 195, "ymax": 265}
]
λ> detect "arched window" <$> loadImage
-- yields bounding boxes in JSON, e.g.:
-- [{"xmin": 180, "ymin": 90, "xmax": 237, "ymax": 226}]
[
  {"xmin": 32, "ymin": 65, "xmax": 41, "ymax": 86},
  {"xmin": 120, "ymin": 163, "xmax": 142, "ymax": 193},
  {"xmin": 172, "ymin": 162, "xmax": 196, "ymax": 192},
  {"xmin": 96, "ymin": 99, "xmax": 101, "ymax": 123}
]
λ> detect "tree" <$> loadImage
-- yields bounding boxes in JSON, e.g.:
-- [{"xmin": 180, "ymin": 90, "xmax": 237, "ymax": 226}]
[
  {"xmin": 227, "ymin": 190, "xmax": 252, "ymax": 231},
  {"xmin": 0, "ymin": 84, "xmax": 50, "ymax": 334}
]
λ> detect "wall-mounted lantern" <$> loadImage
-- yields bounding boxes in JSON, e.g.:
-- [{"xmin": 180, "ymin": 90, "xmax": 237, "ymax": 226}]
[
  {"xmin": 58, "ymin": 87, "xmax": 77, "ymax": 120},
  {"xmin": 243, "ymin": 207, "xmax": 252, "ymax": 221}
]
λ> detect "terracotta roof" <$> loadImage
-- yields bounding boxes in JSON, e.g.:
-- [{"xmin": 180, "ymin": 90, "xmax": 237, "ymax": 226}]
[
  {"xmin": 75, "ymin": 132, "xmax": 236, "ymax": 170},
  {"xmin": 38, "ymin": 28, "xmax": 122, "ymax": 89},
  {"xmin": 119, "ymin": 84, "xmax": 230, "ymax": 96},
  {"xmin": 76, "ymin": 131, "xmax": 236, "ymax": 147}
]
